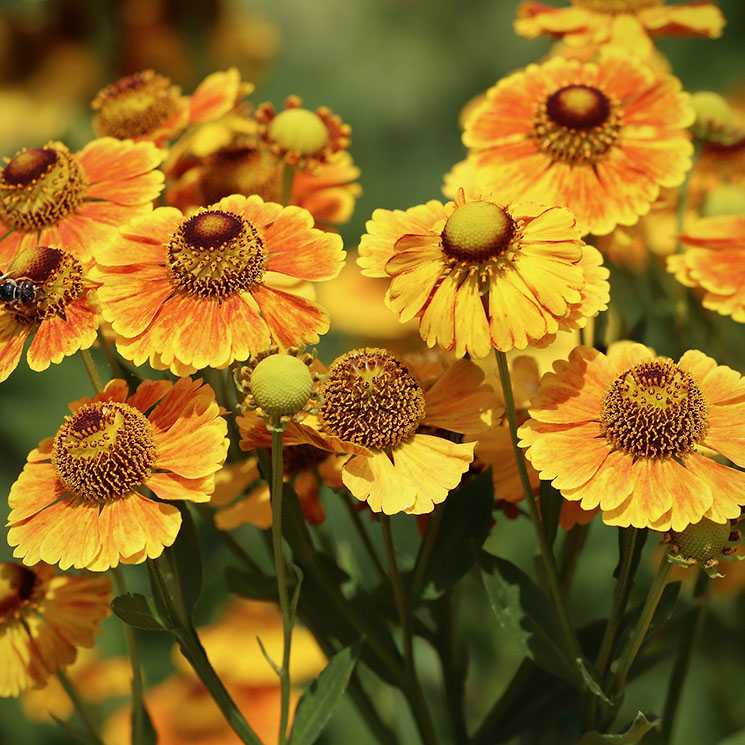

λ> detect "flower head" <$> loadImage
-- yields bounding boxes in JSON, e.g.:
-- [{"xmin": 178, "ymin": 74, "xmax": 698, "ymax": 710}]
[
  {"xmin": 665, "ymin": 517, "xmax": 741, "ymax": 577},
  {"xmin": 457, "ymin": 54, "xmax": 694, "ymax": 235},
  {"xmin": 6, "ymin": 377, "xmax": 228, "ymax": 571},
  {"xmin": 519, "ymin": 343, "xmax": 745, "ymax": 531},
  {"xmin": 93, "ymin": 195, "xmax": 345, "ymax": 374},
  {"xmin": 358, "ymin": 189, "xmax": 609, "ymax": 356},
  {"xmin": 0, "ymin": 562, "xmax": 111, "ymax": 697}
]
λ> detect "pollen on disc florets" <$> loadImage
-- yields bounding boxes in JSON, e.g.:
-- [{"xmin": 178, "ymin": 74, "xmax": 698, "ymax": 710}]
[
  {"xmin": 51, "ymin": 401, "xmax": 157, "ymax": 503},
  {"xmin": 0, "ymin": 563, "xmax": 39, "ymax": 620},
  {"xmin": 0, "ymin": 143, "xmax": 88, "ymax": 232},
  {"xmin": 91, "ymin": 70, "xmax": 182, "ymax": 140},
  {"xmin": 441, "ymin": 200, "xmax": 516, "ymax": 264},
  {"xmin": 532, "ymin": 84, "xmax": 622, "ymax": 165},
  {"xmin": 600, "ymin": 358, "xmax": 708, "ymax": 460},
  {"xmin": 319, "ymin": 348, "xmax": 426, "ymax": 450},
  {"xmin": 166, "ymin": 209, "xmax": 267, "ymax": 300}
]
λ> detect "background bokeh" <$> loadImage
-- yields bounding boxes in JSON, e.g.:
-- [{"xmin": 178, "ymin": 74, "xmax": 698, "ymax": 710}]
[{"xmin": 1, "ymin": 1, "xmax": 745, "ymax": 743}]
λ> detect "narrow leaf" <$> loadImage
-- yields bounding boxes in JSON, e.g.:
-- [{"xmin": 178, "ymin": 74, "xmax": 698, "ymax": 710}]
[
  {"xmin": 170, "ymin": 503, "xmax": 203, "ymax": 618},
  {"xmin": 111, "ymin": 592, "xmax": 169, "ymax": 631},
  {"xmin": 51, "ymin": 715, "xmax": 102, "ymax": 745},
  {"xmin": 578, "ymin": 712, "xmax": 658, "ymax": 744}
]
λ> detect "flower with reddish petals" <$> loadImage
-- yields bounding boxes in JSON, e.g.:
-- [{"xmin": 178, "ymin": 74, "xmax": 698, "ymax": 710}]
[
  {"xmin": 0, "ymin": 246, "xmax": 100, "ymax": 382},
  {"xmin": 358, "ymin": 188, "xmax": 609, "ymax": 356},
  {"xmin": 93, "ymin": 195, "xmax": 345, "ymax": 375},
  {"xmin": 519, "ymin": 343, "xmax": 745, "ymax": 531},
  {"xmin": 6, "ymin": 377, "xmax": 228, "ymax": 571},
  {"xmin": 456, "ymin": 54, "xmax": 694, "ymax": 235},
  {"xmin": 0, "ymin": 562, "xmax": 111, "ymax": 697},
  {"xmin": 0, "ymin": 138, "xmax": 164, "ymax": 264}
]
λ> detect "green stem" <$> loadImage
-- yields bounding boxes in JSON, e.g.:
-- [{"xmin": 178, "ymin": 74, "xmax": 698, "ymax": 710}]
[
  {"xmin": 660, "ymin": 570, "xmax": 711, "ymax": 743},
  {"xmin": 343, "ymin": 492, "xmax": 387, "ymax": 582},
  {"xmin": 381, "ymin": 517, "xmax": 438, "ymax": 745},
  {"xmin": 495, "ymin": 350, "xmax": 583, "ymax": 660},
  {"xmin": 271, "ymin": 424, "xmax": 293, "ymax": 745},
  {"xmin": 281, "ymin": 164, "xmax": 296, "ymax": 206},
  {"xmin": 79, "ymin": 348, "xmax": 104, "ymax": 394},
  {"xmin": 96, "ymin": 330, "xmax": 128, "ymax": 381},
  {"xmin": 409, "ymin": 501, "xmax": 446, "ymax": 603},
  {"xmin": 56, "ymin": 670, "xmax": 104, "ymax": 745},
  {"xmin": 559, "ymin": 522, "xmax": 590, "ymax": 591},
  {"xmin": 609, "ymin": 554, "xmax": 672, "ymax": 699}
]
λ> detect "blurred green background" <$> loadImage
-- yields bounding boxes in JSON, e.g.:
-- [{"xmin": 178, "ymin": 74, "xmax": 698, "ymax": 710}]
[{"xmin": 1, "ymin": 0, "xmax": 745, "ymax": 743}]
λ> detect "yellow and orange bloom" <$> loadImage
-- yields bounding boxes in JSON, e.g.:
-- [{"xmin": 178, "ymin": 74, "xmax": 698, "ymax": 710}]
[
  {"xmin": 458, "ymin": 54, "xmax": 694, "ymax": 236},
  {"xmin": 93, "ymin": 195, "xmax": 345, "ymax": 374},
  {"xmin": 6, "ymin": 377, "xmax": 228, "ymax": 571},
  {"xmin": 92, "ymin": 68, "xmax": 253, "ymax": 146},
  {"xmin": 0, "ymin": 246, "xmax": 100, "ymax": 382},
  {"xmin": 240, "ymin": 349, "xmax": 502, "ymax": 515},
  {"xmin": 0, "ymin": 138, "xmax": 164, "ymax": 265},
  {"xmin": 514, "ymin": 1, "xmax": 725, "ymax": 58},
  {"xmin": 668, "ymin": 215, "xmax": 745, "ymax": 322},
  {"xmin": 519, "ymin": 342, "xmax": 745, "ymax": 531},
  {"xmin": 0, "ymin": 562, "xmax": 111, "ymax": 697},
  {"xmin": 358, "ymin": 188, "xmax": 609, "ymax": 356}
]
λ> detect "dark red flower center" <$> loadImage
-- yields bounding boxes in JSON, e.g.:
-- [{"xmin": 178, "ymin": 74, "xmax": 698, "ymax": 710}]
[{"xmin": 546, "ymin": 85, "xmax": 611, "ymax": 130}]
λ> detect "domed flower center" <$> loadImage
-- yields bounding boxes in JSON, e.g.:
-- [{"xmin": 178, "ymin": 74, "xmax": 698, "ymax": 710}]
[
  {"xmin": 1, "ymin": 246, "xmax": 85, "ymax": 325},
  {"xmin": 533, "ymin": 85, "xmax": 621, "ymax": 165},
  {"xmin": 600, "ymin": 359, "xmax": 708, "ymax": 459},
  {"xmin": 441, "ymin": 201, "xmax": 515, "ymax": 263},
  {"xmin": 268, "ymin": 108, "xmax": 330, "ymax": 156},
  {"xmin": 669, "ymin": 518, "xmax": 733, "ymax": 564},
  {"xmin": 250, "ymin": 354, "xmax": 314, "ymax": 418},
  {"xmin": 572, "ymin": 0, "xmax": 661, "ymax": 14},
  {"xmin": 52, "ymin": 402, "xmax": 157, "ymax": 502},
  {"xmin": 0, "ymin": 144, "xmax": 88, "ymax": 231},
  {"xmin": 319, "ymin": 348, "xmax": 426, "ymax": 449},
  {"xmin": 91, "ymin": 70, "xmax": 182, "ymax": 140},
  {"xmin": 167, "ymin": 210, "xmax": 267, "ymax": 300},
  {"xmin": 0, "ymin": 563, "xmax": 38, "ymax": 619}
]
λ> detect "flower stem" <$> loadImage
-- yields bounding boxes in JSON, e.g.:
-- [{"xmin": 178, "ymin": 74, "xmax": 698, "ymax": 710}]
[
  {"xmin": 281, "ymin": 164, "xmax": 296, "ymax": 206},
  {"xmin": 343, "ymin": 492, "xmax": 387, "ymax": 582},
  {"xmin": 56, "ymin": 670, "xmax": 104, "ymax": 745},
  {"xmin": 495, "ymin": 350, "xmax": 583, "ymax": 660},
  {"xmin": 271, "ymin": 422, "xmax": 293, "ymax": 745},
  {"xmin": 381, "ymin": 516, "xmax": 438, "ymax": 745},
  {"xmin": 79, "ymin": 348, "xmax": 104, "ymax": 394},
  {"xmin": 410, "ymin": 501, "xmax": 446, "ymax": 603}
]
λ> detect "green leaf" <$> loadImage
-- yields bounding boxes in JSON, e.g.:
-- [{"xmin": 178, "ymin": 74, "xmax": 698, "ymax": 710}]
[
  {"xmin": 718, "ymin": 729, "xmax": 745, "ymax": 745},
  {"xmin": 224, "ymin": 566, "xmax": 286, "ymax": 602},
  {"xmin": 539, "ymin": 480, "xmax": 562, "ymax": 548},
  {"xmin": 111, "ymin": 592, "xmax": 169, "ymax": 631},
  {"xmin": 578, "ymin": 712, "xmax": 659, "ymax": 744},
  {"xmin": 131, "ymin": 696, "xmax": 158, "ymax": 745},
  {"xmin": 289, "ymin": 642, "xmax": 362, "ymax": 745},
  {"xmin": 51, "ymin": 715, "xmax": 103, "ymax": 745},
  {"xmin": 418, "ymin": 469, "xmax": 494, "ymax": 600},
  {"xmin": 576, "ymin": 658, "xmax": 612, "ymax": 706}
]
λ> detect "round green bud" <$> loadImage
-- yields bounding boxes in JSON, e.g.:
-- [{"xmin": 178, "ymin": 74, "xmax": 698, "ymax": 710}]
[
  {"xmin": 670, "ymin": 517, "xmax": 731, "ymax": 563},
  {"xmin": 690, "ymin": 92, "xmax": 733, "ymax": 141},
  {"xmin": 701, "ymin": 184, "xmax": 745, "ymax": 217},
  {"xmin": 250, "ymin": 354, "xmax": 313, "ymax": 418},
  {"xmin": 268, "ymin": 108, "xmax": 329, "ymax": 156}
]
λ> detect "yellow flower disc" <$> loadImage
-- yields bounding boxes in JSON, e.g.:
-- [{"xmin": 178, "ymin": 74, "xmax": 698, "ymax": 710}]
[
  {"xmin": 250, "ymin": 354, "xmax": 314, "ymax": 417},
  {"xmin": 670, "ymin": 518, "xmax": 732, "ymax": 563},
  {"xmin": 268, "ymin": 108, "xmax": 329, "ymax": 156},
  {"xmin": 441, "ymin": 201, "xmax": 515, "ymax": 262},
  {"xmin": 690, "ymin": 91, "xmax": 734, "ymax": 141}
]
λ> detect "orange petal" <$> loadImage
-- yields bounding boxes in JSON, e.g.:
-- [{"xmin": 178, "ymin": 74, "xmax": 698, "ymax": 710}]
[
  {"xmin": 419, "ymin": 273, "xmax": 457, "ymax": 351},
  {"xmin": 387, "ymin": 257, "xmax": 443, "ymax": 322},
  {"xmin": 488, "ymin": 269, "xmax": 549, "ymax": 351},
  {"xmin": 454, "ymin": 272, "xmax": 492, "ymax": 358},
  {"xmin": 221, "ymin": 293, "xmax": 272, "ymax": 363},
  {"xmin": 679, "ymin": 349, "xmax": 745, "ymax": 406},
  {"xmin": 0, "ymin": 315, "xmax": 31, "ymax": 383},
  {"xmin": 562, "ymin": 450, "xmax": 635, "ymax": 512},
  {"xmin": 251, "ymin": 284, "xmax": 329, "ymax": 348},
  {"xmin": 147, "ymin": 472, "xmax": 214, "ymax": 502},
  {"xmin": 215, "ymin": 483, "xmax": 272, "ymax": 530},
  {"xmin": 189, "ymin": 68, "xmax": 243, "ymax": 123},
  {"xmin": 684, "ymin": 453, "xmax": 745, "ymax": 525},
  {"xmin": 7, "ymin": 463, "xmax": 67, "ymax": 524},
  {"xmin": 148, "ymin": 377, "xmax": 210, "ymax": 430},
  {"xmin": 342, "ymin": 452, "xmax": 416, "ymax": 514},
  {"xmin": 127, "ymin": 379, "xmax": 172, "ymax": 414}
]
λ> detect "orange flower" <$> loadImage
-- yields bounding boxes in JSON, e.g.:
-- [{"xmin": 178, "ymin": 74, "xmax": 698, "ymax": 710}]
[
  {"xmin": 0, "ymin": 138, "xmax": 164, "ymax": 265},
  {"xmin": 668, "ymin": 215, "xmax": 745, "ymax": 321},
  {"xmin": 458, "ymin": 54, "xmax": 694, "ymax": 235},
  {"xmin": 91, "ymin": 68, "xmax": 253, "ymax": 146},
  {"xmin": 515, "ymin": 1, "xmax": 725, "ymax": 58},
  {"xmin": 93, "ymin": 195, "xmax": 345, "ymax": 374},
  {"xmin": 240, "ymin": 350, "xmax": 502, "ymax": 515},
  {"xmin": 0, "ymin": 246, "xmax": 100, "ymax": 382},
  {"xmin": 0, "ymin": 562, "xmax": 111, "ymax": 697},
  {"xmin": 358, "ymin": 188, "xmax": 609, "ymax": 356},
  {"xmin": 6, "ymin": 377, "xmax": 228, "ymax": 571},
  {"xmin": 519, "ymin": 342, "xmax": 745, "ymax": 531}
]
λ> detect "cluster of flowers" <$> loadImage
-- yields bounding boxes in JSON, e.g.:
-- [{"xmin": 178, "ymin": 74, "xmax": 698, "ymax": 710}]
[{"xmin": 2, "ymin": 0, "xmax": 745, "ymax": 741}]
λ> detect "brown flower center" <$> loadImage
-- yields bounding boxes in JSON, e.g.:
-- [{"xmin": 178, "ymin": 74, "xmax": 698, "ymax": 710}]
[
  {"xmin": 572, "ymin": 0, "xmax": 661, "ymax": 14},
  {"xmin": 52, "ymin": 402, "xmax": 157, "ymax": 502},
  {"xmin": 166, "ymin": 210, "xmax": 267, "ymax": 300},
  {"xmin": 0, "ymin": 144, "xmax": 88, "ymax": 231},
  {"xmin": 1, "ymin": 246, "xmax": 85, "ymax": 325},
  {"xmin": 319, "ymin": 348, "xmax": 426, "ymax": 449},
  {"xmin": 91, "ymin": 70, "xmax": 182, "ymax": 140},
  {"xmin": 600, "ymin": 359, "xmax": 708, "ymax": 460},
  {"xmin": 533, "ymin": 85, "xmax": 622, "ymax": 165},
  {"xmin": 0, "ymin": 563, "xmax": 38, "ymax": 620},
  {"xmin": 441, "ymin": 201, "xmax": 516, "ymax": 263}
]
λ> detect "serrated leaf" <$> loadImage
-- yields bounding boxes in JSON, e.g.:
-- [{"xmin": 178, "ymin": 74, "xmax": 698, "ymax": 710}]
[
  {"xmin": 289, "ymin": 641, "xmax": 362, "ymax": 745},
  {"xmin": 578, "ymin": 712, "xmax": 658, "ymax": 744},
  {"xmin": 111, "ymin": 592, "xmax": 169, "ymax": 631}
]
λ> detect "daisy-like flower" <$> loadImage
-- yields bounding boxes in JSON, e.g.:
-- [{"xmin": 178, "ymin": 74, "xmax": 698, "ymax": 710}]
[
  {"xmin": 6, "ymin": 377, "xmax": 228, "ymax": 571},
  {"xmin": 91, "ymin": 68, "xmax": 253, "ymax": 146},
  {"xmin": 240, "ymin": 349, "xmax": 502, "ymax": 515},
  {"xmin": 518, "ymin": 342, "xmax": 745, "ymax": 531},
  {"xmin": 0, "ymin": 246, "xmax": 100, "ymax": 382},
  {"xmin": 93, "ymin": 194, "xmax": 345, "ymax": 374},
  {"xmin": 668, "ymin": 216, "xmax": 745, "ymax": 321},
  {"xmin": 0, "ymin": 562, "xmax": 111, "ymax": 697},
  {"xmin": 256, "ymin": 95, "xmax": 351, "ymax": 169},
  {"xmin": 458, "ymin": 54, "xmax": 694, "ymax": 235},
  {"xmin": 514, "ymin": 1, "xmax": 725, "ymax": 58},
  {"xmin": 0, "ymin": 138, "xmax": 164, "ymax": 264},
  {"xmin": 357, "ymin": 188, "xmax": 609, "ymax": 356}
]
